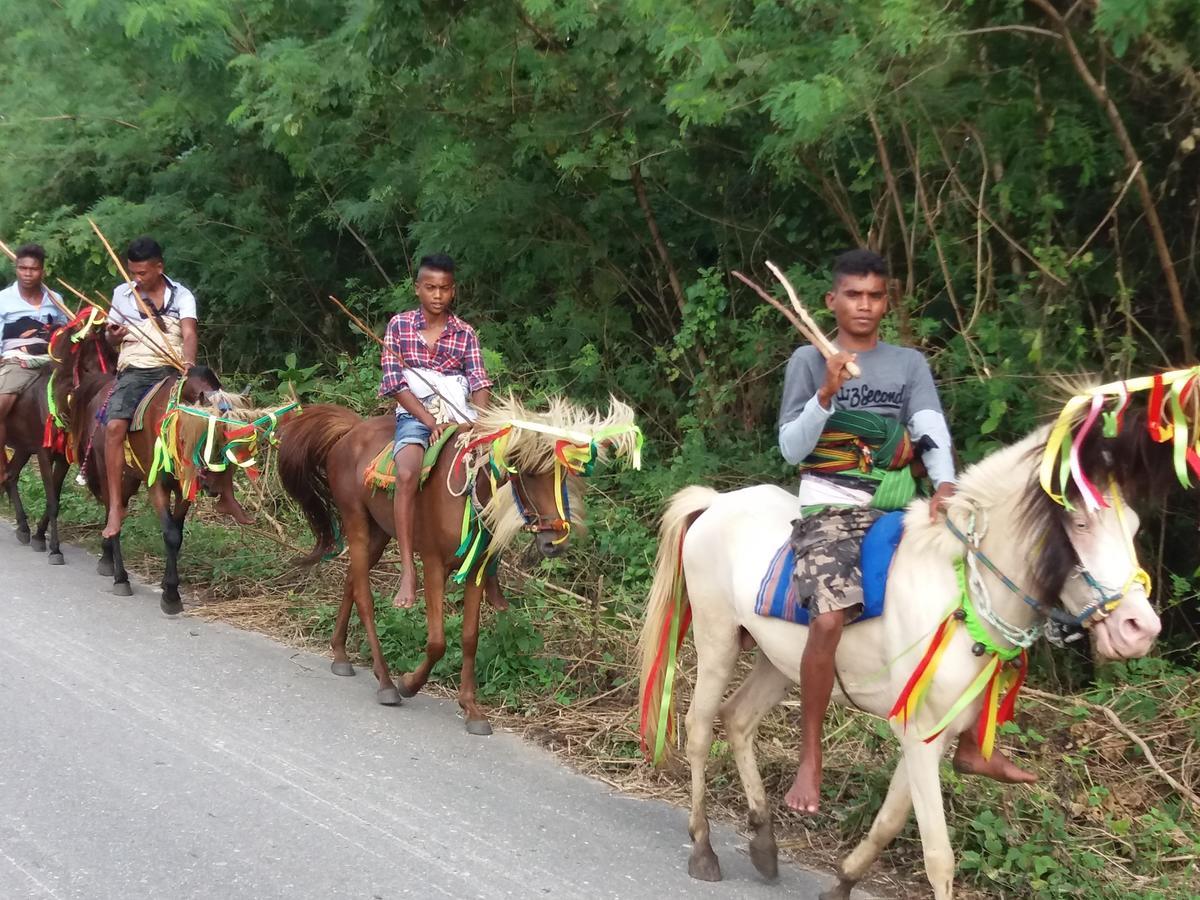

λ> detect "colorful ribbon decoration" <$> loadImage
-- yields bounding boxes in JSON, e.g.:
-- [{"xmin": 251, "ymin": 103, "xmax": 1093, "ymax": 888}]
[
  {"xmin": 888, "ymin": 558, "xmax": 1026, "ymax": 758},
  {"xmin": 1040, "ymin": 366, "xmax": 1200, "ymax": 507},
  {"xmin": 638, "ymin": 528, "xmax": 693, "ymax": 764}
]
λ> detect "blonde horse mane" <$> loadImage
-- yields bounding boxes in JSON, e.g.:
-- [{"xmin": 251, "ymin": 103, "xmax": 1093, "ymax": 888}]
[{"xmin": 473, "ymin": 393, "xmax": 640, "ymax": 554}]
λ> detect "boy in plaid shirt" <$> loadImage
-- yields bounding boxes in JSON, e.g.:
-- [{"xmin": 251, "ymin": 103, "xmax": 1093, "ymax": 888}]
[{"xmin": 379, "ymin": 254, "xmax": 491, "ymax": 608}]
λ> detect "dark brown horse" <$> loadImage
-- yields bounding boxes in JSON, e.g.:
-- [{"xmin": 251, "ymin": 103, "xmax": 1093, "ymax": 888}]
[
  {"xmin": 53, "ymin": 332, "xmax": 258, "ymax": 614},
  {"xmin": 277, "ymin": 395, "xmax": 640, "ymax": 734},
  {"xmin": 2, "ymin": 369, "xmax": 69, "ymax": 560},
  {"xmin": 1, "ymin": 312, "xmax": 116, "ymax": 562}
]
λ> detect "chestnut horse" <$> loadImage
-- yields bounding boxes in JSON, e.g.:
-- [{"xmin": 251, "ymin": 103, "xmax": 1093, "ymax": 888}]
[
  {"xmin": 53, "ymin": 331, "xmax": 256, "ymax": 614},
  {"xmin": 277, "ymin": 395, "xmax": 640, "ymax": 734}
]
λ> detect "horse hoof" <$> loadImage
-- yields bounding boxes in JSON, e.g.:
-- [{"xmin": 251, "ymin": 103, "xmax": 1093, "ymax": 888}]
[
  {"xmin": 160, "ymin": 596, "xmax": 183, "ymax": 616},
  {"xmin": 30, "ymin": 537, "xmax": 46, "ymax": 552},
  {"xmin": 331, "ymin": 661, "xmax": 355, "ymax": 677},
  {"xmin": 15, "ymin": 530, "xmax": 30, "ymax": 545},
  {"xmin": 48, "ymin": 552, "xmax": 65, "ymax": 566},
  {"xmin": 819, "ymin": 881, "xmax": 855, "ymax": 900},
  {"xmin": 376, "ymin": 687, "xmax": 402, "ymax": 706},
  {"xmin": 112, "ymin": 582, "xmax": 133, "ymax": 597},
  {"xmin": 749, "ymin": 832, "xmax": 779, "ymax": 880},
  {"xmin": 465, "ymin": 718, "xmax": 493, "ymax": 737},
  {"xmin": 397, "ymin": 677, "xmax": 420, "ymax": 699},
  {"xmin": 97, "ymin": 560, "xmax": 115, "ymax": 576},
  {"xmin": 688, "ymin": 852, "xmax": 723, "ymax": 882}
]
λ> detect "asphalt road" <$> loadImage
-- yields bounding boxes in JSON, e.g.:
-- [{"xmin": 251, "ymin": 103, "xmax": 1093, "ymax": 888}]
[{"xmin": 0, "ymin": 530, "xmax": 836, "ymax": 900}]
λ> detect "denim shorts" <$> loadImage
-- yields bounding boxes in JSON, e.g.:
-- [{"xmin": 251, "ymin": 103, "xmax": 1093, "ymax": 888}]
[{"xmin": 393, "ymin": 413, "xmax": 432, "ymax": 455}]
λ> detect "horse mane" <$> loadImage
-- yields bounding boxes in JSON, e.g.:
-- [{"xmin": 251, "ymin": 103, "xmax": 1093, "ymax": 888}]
[
  {"xmin": 901, "ymin": 427, "xmax": 1081, "ymax": 608},
  {"xmin": 473, "ymin": 393, "xmax": 640, "ymax": 473}
]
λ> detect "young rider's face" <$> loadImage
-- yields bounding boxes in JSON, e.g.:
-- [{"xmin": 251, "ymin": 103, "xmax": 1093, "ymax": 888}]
[
  {"xmin": 415, "ymin": 267, "xmax": 455, "ymax": 316},
  {"xmin": 15, "ymin": 256, "xmax": 44, "ymax": 293},
  {"xmin": 126, "ymin": 258, "xmax": 165, "ymax": 292},
  {"xmin": 826, "ymin": 273, "xmax": 889, "ymax": 340}
]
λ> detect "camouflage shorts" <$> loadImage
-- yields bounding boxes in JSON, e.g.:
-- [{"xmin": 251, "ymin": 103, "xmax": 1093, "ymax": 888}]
[{"xmin": 790, "ymin": 506, "xmax": 885, "ymax": 623}]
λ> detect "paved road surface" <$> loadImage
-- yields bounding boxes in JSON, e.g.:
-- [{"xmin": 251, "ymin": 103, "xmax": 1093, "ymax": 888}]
[{"xmin": 0, "ymin": 532, "xmax": 837, "ymax": 899}]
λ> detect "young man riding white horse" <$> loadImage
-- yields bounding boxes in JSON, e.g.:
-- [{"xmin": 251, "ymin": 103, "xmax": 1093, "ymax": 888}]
[{"xmin": 778, "ymin": 250, "xmax": 1034, "ymax": 814}]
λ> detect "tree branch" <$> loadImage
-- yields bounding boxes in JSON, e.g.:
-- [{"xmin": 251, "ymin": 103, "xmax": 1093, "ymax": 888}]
[{"xmin": 1028, "ymin": 0, "xmax": 1194, "ymax": 362}]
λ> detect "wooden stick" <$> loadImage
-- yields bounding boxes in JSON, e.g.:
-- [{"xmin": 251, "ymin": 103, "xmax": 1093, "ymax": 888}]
[
  {"xmin": 732, "ymin": 271, "xmax": 822, "ymax": 346},
  {"xmin": 327, "ymin": 294, "xmax": 472, "ymax": 423},
  {"xmin": 326, "ymin": 293, "xmax": 383, "ymax": 347},
  {"xmin": 87, "ymin": 218, "xmax": 186, "ymax": 371},
  {"xmin": 765, "ymin": 260, "xmax": 861, "ymax": 377},
  {"xmin": 0, "ymin": 237, "xmax": 77, "ymax": 318}
]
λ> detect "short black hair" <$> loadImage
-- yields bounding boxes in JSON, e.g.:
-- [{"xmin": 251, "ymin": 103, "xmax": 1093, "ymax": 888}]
[
  {"xmin": 14, "ymin": 243, "xmax": 45, "ymax": 265},
  {"xmin": 832, "ymin": 248, "xmax": 889, "ymax": 284},
  {"xmin": 126, "ymin": 236, "xmax": 164, "ymax": 263},
  {"xmin": 417, "ymin": 253, "xmax": 456, "ymax": 276}
]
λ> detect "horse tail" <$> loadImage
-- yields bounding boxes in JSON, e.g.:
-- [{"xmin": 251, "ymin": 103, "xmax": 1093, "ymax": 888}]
[
  {"xmin": 637, "ymin": 485, "xmax": 720, "ymax": 764},
  {"xmin": 277, "ymin": 403, "xmax": 362, "ymax": 566}
]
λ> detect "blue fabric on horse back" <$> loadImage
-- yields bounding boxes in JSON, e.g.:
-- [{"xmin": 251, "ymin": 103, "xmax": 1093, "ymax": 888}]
[
  {"xmin": 861, "ymin": 509, "xmax": 905, "ymax": 612},
  {"xmin": 754, "ymin": 509, "xmax": 905, "ymax": 626}
]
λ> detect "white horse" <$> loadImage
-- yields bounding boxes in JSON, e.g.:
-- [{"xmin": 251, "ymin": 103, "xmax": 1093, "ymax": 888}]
[{"xmin": 638, "ymin": 427, "xmax": 1162, "ymax": 899}]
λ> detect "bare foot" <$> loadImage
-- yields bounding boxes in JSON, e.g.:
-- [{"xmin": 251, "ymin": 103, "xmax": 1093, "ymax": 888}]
[
  {"xmin": 102, "ymin": 505, "xmax": 126, "ymax": 539},
  {"xmin": 485, "ymin": 575, "xmax": 509, "ymax": 611},
  {"xmin": 214, "ymin": 494, "xmax": 253, "ymax": 525},
  {"xmin": 393, "ymin": 569, "xmax": 417, "ymax": 609},
  {"xmin": 953, "ymin": 743, "xmax": 1038, "ymax": 784},
  {"xmin": 784, "ymin": 756, "xmax": 822, "ymax": 814}
]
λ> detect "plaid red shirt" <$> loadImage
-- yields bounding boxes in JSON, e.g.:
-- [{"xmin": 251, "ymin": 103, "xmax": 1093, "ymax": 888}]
[{"xmin": 378, "ymin": 308, "xmax": 491, "ymax": 397}]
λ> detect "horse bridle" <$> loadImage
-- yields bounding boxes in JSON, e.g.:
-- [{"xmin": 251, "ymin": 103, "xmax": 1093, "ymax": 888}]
[
  {"xmin": 508, "ymin": 470, "xmax": 572, "ymax": 540},
  {"xmin": 947, "ymin": 494, "xmax": 1152, "ymax": 637}
]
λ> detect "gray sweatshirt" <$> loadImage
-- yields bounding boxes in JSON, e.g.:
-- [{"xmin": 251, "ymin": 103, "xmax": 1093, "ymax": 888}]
[{"xmin": 777, "ymin": 343, "xmax": 957, "ymax": 487}]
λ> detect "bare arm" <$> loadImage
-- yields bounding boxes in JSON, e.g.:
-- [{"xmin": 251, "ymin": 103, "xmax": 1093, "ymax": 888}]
[{"xmin": 181, "ymin": 318, "xmax": 198, "ymax": 367}]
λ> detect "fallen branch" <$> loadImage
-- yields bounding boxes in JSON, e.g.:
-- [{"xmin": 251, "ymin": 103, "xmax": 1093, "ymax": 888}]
[{"xmin": 1025, "ymin": 686, "xmax": 1200, "ymax": 812}]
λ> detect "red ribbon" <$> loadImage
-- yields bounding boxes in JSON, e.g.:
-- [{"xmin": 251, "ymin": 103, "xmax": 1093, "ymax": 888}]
[{"xmin": 1148, "ymin": 373, "xmax": 1168, "ymax": 442}]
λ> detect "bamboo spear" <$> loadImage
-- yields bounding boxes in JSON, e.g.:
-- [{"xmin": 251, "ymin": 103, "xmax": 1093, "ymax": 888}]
[
  {"xmin": 327, "ymin": 293, "xmax": 472, "ymax": 423},
  {"xmin": 87, "ymin": 218, "xmax": 186, "ymax": 372},
  {"xmin": 0, "ymin": 238, "xmax": 77, "ymax": 318}
]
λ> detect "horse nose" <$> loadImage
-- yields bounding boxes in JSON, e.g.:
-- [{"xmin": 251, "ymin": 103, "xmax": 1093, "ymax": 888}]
[
  {"xmin": 536, "ymin": 533, "xmax": 565, "ymax": 558},
  {"xmin": 1119, "ymin": 610, "xmax": 1161, "ymax": 648}
]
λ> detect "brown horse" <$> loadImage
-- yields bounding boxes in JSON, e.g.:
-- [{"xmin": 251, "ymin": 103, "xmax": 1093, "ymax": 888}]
[
  {"xmin": 2, "ymin": 369, "xmax": 69, "ymax": 559},
  {"xmin": 1, "ymin": 312, "xmax": 116, "ymax": 562},
  {"xmin": 277, "ymin": 395, "xmax": 640, "ymax": 734},
  {"xmin": 53, "ymin": 330, "xmax": 263, "ymax": 614}
]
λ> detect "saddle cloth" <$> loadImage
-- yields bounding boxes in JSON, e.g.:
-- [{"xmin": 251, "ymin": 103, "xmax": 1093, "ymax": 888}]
[
  {"xmin": 363, "ymin": 424, "xmax": 462, "ymax": 492},
  {"xmin": 754, "ymin": 509, "xmax": 905, "ymax": 626}
]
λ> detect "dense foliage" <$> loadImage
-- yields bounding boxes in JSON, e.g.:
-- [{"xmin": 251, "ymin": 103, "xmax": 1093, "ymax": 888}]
[{"xmin": 3, "ymin": 2, "xmax": 1200, "ymax": 893}]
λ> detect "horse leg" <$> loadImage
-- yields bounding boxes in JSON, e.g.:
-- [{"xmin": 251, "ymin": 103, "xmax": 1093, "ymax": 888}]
[
  {"xmin": 820, "ymin": 763, "xmax": 913, "ymax": 900},
  {"xmin": 331, "ymin": 524, "xmax": 388, "ymax": 677},
  {"xmin": 344, "ymin": 513, "xmax": 401, "ymax": 705},
  {"xmin": 31, "ymin": 450, "xmax": 55, "ymax": 553},
  {"xmin": 45, "ymin": 453, "xmax": 69, "ymax": 565},
  {"xmin": 720, "ymin": 653, "xmax": 794, "ymax": 880},
  {"xmin": 98, "ymin": 535, "xmax": 115, "ymax": 576},
  {"xmin": 110, "ymin": 530, "xmax": 132, "ymax": 597},
  {"xmin": 458, "ymin": 575, "xmax": 491, "ymax": 735},
  {"xmin": 150, "ymin": 483, "xmax": 184, "ymax": 616},
  {"xmin": 685, "ymin": 626, "xmax": 740, "ymax": 882},
  {"xmin": 6, "ymin": 448, "xmax": 32, "ymax": 544},
  {"xmin": 399, "ymin": 555, "xmax": 447, "ymax": 699},
  {"xmin": 904, "ymin": 738, "xmax": 955, "ymax": 899}
]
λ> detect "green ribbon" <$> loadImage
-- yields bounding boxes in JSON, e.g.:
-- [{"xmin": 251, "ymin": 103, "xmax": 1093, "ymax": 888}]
[{"xmin": 917, "ymin": 559, "xmax": 1021, "ymax": 740}]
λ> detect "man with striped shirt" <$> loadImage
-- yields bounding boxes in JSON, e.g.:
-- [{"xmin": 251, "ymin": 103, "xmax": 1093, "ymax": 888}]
[{"xmin": 379, "ymin": 254, "xmax": 491, "ymax": 609}]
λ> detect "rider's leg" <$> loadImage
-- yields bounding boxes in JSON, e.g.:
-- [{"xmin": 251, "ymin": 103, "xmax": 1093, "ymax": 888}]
[
  {"xmin": 102, "ymin": 417, "xmax": 131, "ymax": 537},
  {"xmin": 953, "ymin": 727, "xmax": 1037, "ymax": 784},
  {"xmin": 391, "ymin": 442, "xmax": 425, "ymax": 609},
  {"xmin": 785, "ymin": 607, "xmax": 847, "ymax": 814},
  {"xmin": 0, "ymin": 392, "xmax": 16, "ymax": 486}
]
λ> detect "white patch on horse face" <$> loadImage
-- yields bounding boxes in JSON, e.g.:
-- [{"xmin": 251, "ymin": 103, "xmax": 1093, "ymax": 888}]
[{"xmin": 1062, "ymin": 494, "xmax": 1161, "ymax": 660}]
